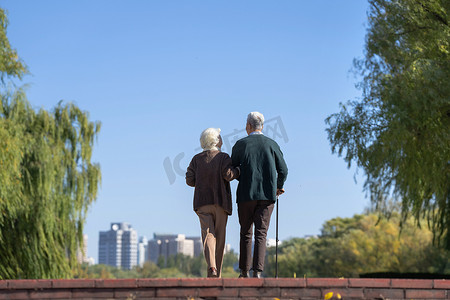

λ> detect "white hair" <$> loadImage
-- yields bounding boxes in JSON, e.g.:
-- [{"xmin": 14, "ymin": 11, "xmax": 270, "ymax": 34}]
[
  {"xmin": 247, "ymin": 111, "xmax": 264, "ymax": 130},
  {"xmin": 200, "ymin": 128, "xmax": 221, "ymax": 151}
]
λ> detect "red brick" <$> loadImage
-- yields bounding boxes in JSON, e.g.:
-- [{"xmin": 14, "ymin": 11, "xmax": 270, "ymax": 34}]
[
  {"xmin": 52, "ymin": 279, "xmax": 96, "ymax": 288},
  {"xmin": 280, "ymin": 287, "xmax": 321, "ymax": 298},
  {"xmin": 197, "ymin": 287, "xmax": 227, "ymax": 297},
  {"xmin": 145, "ymin": 298, "xmax": 178, "ymax": 300},
  {"xmin": 391, "ymin": 278, "xmax": 433, "ymax": 289},
  {"xmin": 263, "ymin": 278, "xmax": 306, "ymax": 287},
  {"xmin": 259, "ymin": 298, "xmax": 293, "ymax": 300},
  {"xmin": 364, "ymin": 288, "xmax": 404, "ymax": 299},
  {"xmin": 215, "ymin": 287, "xmax": 240, "ymax": 297},
  {"xmin": 7, "ymin": 279, "xmax": 52, "ymax": 289},
  {"xmin": 0, "ymin": 281, "xmax": 7, "ymax": 289},
  {"xmin": 119, "ymin": 288, "xmax": 156, "ymax": 299},
  {"xmin": 127, "ymin": 298, "xmax": 161, "ymax": 300},
  {"xmin": 434, "ymin": 279, "xmax": 450, "ymax": 289},
  {"xmin": 126, "ymin": 298, "xmax": 164, "ymax": 300},
  {"xmin": 322, "ymin": 288, "xmax": 364, "ymax": 299},
  {"xmin": 114, "ymin": 289, "xmax": 156, "ymax": 298},
  {"xmin": 72, "ymin": 288, "xmax": 114, "ymax": 298},
  {"xmin": 95, "ymin": 278, "xmax": 137, "ymax": 288},
  {"xmin": 406, "ymin": 289, "xmax": 446, "ymax": 299},
  {"xmin": 137, "ymin": 278, "xmax": 180, "ymax": 287},
  {"xmin": 349, "ymin": 278, "xmax": 391, "ymax": 288},
  {"xmin": 307, "ymin": 278, "xmax": 348, "ymax": 287},
  {"xmin": 223, "ymin": 278, "xmax": 264, "ymax": 287},
  {"xmin": 156, "ymin": 287, "xmax": 197, "ymax": 297},
  {"xmin": 0, "ymin": 291, "xmax": 29, "ymax": 299},
  {"xmin": 180, "ymin": 278, "xmax": 223, "ymax": 287},
  {"xmin": 136, "ymin": 289, "xmax": 157, "ymax": 298},
  {"xmin": 239, "ymin": 287, "xmax": 280, "ymax": 297},
  {"xmin": 29, "ymin": 289, "xmax": 72, "ymax": 299},
  {"xmin": 114, "ymin": 290, "xmax": 135, "ymax": 298}
]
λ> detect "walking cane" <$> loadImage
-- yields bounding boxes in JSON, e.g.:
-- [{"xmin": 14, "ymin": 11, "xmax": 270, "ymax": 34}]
[{"xmin": 275, "ymin": 195, "xmax": 279, "ymax": 278}]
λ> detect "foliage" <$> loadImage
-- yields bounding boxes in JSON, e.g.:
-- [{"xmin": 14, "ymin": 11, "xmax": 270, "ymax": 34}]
[
  {"xmin": 75, "ymin": 252, "xmax": 239, "ymax": 279},
  {"xmin": 164, "ymin": 254, "xmax": 206, "ymax": 277},
  {"xmin": 0, "ymin": 90, "xmax": 101, "ymax": 279},
  {"xmin": 75, "ymin": 263, "xmax": 140, "ymax": 279},
  {"xmin": 0, "ymin": 8, "xmax": 101, "ymax": 279},
  {"xmin": 325, "ymin": 0, "xmax": 450, "ymax": 249},
  {"xmin": 0, "ymin": 8, "xmax": 27, "ymax": 81},
  {"xmin": 266, "ymin": 213, "xmax": 450, "ymax": 278}
]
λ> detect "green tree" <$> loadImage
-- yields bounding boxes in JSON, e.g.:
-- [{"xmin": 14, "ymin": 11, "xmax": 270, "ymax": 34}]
[
  {"xmin": 220, "ymin": 250, "xmax": 239, "ymax": 278},
  {"xmin": 267, "ymin": 213, "xmax": 449, "ymax": 278},
  {"xmin": 137, "ymin": 261, "xmax": 161, "ymax": 278},
  {"xmin": 156, "ymin": 255, "xmax": 166, "ymax": 269},
  {"xmin": 320, "ymin": 214, "xmax": 449, "ymax": 277},
  {"xmin": 0, "ymin": 91, "xmax": 101, "ymax": 279},
  {"xmin": 76, "ymin": 253, "xmax": 238, "ymax": 279},
  {"xmin": 0, "ymin": 8, "xmax": 27, "ymax": 81},
  {"xmin": 266, "ymin": 237, "xmax": 320, "ymax": 278},
  {"xmin": 325, "ymin": 0, "xmax": 450, "ymax": 249},
  {"xmin": 0, "ymin": 8, "xmax": 101, "ymax": 279},
  {"xmin": 74, "ymin": 264, "xmax": 116, "ymax": 279}
]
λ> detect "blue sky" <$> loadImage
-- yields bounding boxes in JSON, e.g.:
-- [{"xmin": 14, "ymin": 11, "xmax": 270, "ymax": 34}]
[{"xmin": 3, "ymin": 0, "xmax": 370, "ymax": 262}]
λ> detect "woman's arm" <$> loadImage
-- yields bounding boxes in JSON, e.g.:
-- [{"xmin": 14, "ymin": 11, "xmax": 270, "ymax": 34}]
[
  {"xmin": 222, "ymin": 155, "xmax": 240, "ymax": 182},
  {"xmin": 185, "ymin": 159, "xmax": 196, "ymax": 187}
]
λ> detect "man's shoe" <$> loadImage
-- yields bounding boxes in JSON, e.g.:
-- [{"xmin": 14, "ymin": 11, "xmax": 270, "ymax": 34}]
[
  {"xmin": 207, "ymin": 267, "xmax": 218, "ymax": 278},
  {"xmin": 238, "ymin": 270, "xmax": 250, "ymax": 278},
  {"xmin": 253, "ymin": 270, "xmax": 262, "ymax": 278}
]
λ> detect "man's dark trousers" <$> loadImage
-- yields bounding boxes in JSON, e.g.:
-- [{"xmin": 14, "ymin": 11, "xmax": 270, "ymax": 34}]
[{"xmin": 238, "ymin": 200, "xmax": 274, "ymax": 272}]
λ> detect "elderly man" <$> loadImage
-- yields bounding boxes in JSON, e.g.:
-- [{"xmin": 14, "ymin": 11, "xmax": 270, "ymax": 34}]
[{"xmin": 231, "ymin": 112, "xmax": 288, "ymax": 278}]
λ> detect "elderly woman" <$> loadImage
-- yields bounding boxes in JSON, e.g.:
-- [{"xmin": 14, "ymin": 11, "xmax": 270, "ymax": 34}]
[{"xmin": 186, "ymin": 128, "xmax": 239, "ymax": 278}]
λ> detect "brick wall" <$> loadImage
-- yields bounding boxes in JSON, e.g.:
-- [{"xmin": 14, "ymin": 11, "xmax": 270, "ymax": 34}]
[{"xmin": 0, "ymin": 278, "xmax": 448, "ymax": 299}]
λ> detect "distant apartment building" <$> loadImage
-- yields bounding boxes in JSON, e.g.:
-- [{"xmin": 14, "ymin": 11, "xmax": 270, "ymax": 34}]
[
  {"xmin": 77, "ymin": 234, "xmax": 95, "ymax": 265},
  {"xmin": 137, "ymin": 236, "xmax": 148, "ymax": 267},
  {"xmin": 98, "ymin": 222, "xmax": 138, "ymax": 270},
  {"xmin": 186, "ymin": 236, "xmax": 203, "ymax": 257},
  {"xmin": 224, "ymin": 243, "xmax": 232, "ymax": 254},
  {"xmin": 76, "ymin": 234, "xmax": 88, "ymax": 264},
  {"xmin": 147, "ymin": 234, "xmax": 196, "ymax": 263}
]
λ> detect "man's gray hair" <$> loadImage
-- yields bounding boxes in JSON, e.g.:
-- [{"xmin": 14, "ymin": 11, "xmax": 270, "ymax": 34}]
[
  {"xmin": 200, "ymin": 128, "xmax": 221, "ymax": 151},
  {"xmin": 247, "ymin": 111, "xmax": 264, "ymax": 130}
]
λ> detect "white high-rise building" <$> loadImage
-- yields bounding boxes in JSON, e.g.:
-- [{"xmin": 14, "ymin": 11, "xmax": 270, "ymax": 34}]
[
  {"xmin": 186, "ymin": 236, "xmax": 202, "ymax": 257},
  {"xmin": 137, "ymin": 236, "xmax": 148, "ymax": 267},
  {"xmin": 224, "ymin": 243, "xmax": 232, "ymax": 254},
  {"xmin": 77, "ymin": 234, "xmax": 88, "ymax": 264},
  {"xmin": 98, "ymin": 223, "xmax": 138, "ymax": 270},
  {"xmin": 77, "ymin": 234, "xmax": 95, "ymax": 265}
]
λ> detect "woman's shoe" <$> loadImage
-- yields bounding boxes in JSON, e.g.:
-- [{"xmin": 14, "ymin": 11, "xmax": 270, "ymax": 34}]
[{"xmin": 207, "ymin": 267, "xmax": 218, "ymax": 278}]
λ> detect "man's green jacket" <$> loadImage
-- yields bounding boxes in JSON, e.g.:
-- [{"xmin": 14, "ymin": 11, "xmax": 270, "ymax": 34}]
[{"xmin": 231, "ymin": 134, "xmax": 288, "ymax": 203}]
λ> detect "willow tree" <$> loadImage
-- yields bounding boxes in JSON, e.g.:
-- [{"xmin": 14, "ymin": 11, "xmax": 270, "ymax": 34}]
[
  {"xmin": 0, "ymin": 8, "xmax": 101, "ymax": 279},
  {"xmin": 0, "ymin": 8, "xmax": 26, "ymax": 81},
  {"xmin": 326, "ymin": 0, "xmax": 449, "ymax": 249}
]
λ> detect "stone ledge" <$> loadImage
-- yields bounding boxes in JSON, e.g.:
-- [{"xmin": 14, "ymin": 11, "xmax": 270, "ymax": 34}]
[
  {"xmin": 0, "ymin": 278, "xmax": 447, "ymax": 300},
  {"xmin": 1, "ymin": 278, "xmax": 449, "ymax": 290}
]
